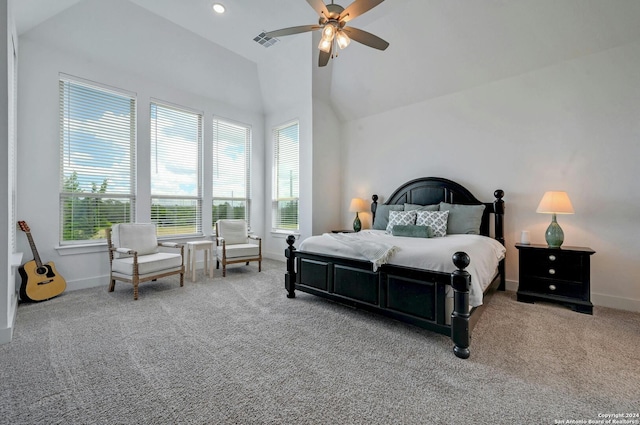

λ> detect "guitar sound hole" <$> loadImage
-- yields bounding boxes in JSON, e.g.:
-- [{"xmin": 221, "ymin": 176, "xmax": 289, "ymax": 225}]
[{"xmin": 36, "ymin": 266, "xmax": 48, "ymax": 275}]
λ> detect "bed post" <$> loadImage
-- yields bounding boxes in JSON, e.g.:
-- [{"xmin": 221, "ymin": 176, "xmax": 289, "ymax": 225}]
[
  {"xmin": 371, "ymin": 194, "xmax": 378, "ymax": 225},
  {"xmin": 493, "ymin": 190, "xmax": 506, "ymax": 290},
  {"xmin": 493, "ymin": 190, "xmax": 505, "ymax": 245},
  {"xmin": 285, "ymin": 235, "xmax": 297, "ymax": 298},
  {"xmin": 451, "ymin": 252, "xmax": 471, "ymax": 359}
]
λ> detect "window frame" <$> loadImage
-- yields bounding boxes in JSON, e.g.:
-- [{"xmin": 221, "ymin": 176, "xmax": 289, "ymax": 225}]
[
  {"xmin": 149, "ymin": 99, "xmax": 204, "ymax": 238},
  {"xmin": 212, "ymin": 117, "xmax": 252, "ymax": 230},
  {"xmin": 58, "ymin": 75, "xmax": 137, "ymax": 245},
  {"xmin": 272, "ymin": 120, "xmax": 300, "ymax": 232}
]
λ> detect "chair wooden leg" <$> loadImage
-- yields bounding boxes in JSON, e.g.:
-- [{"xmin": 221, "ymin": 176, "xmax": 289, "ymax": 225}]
[
  {"xmin": 259, "ymin": 261, "xmax": 262, "ymax": 272},
  {"xmin": 222, "ymin": 264, "xmax": 226, "ymax": 277},
  {"xmin": 208, "ymin": 249, "xmax": 213, "ymax": 279},
  {"xmin": 109, "ymin": 277, "xmax": 116, "ymax": 292},
  {"xmin": 180, "ymin": 271, "xmax": 184, "ymax": 287},
  {"xmin": 191, "ymin": 249, "xmax": 197, "ymax": 282},
  {"xmin": 133, "ymin": 282, "xmax": 139, "ymax": 300}
]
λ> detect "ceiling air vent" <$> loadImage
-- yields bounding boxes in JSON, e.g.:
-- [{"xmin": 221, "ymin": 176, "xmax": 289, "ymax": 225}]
[{"xmin": 253, "ymin": 32, "xmax": 279, "ymax": 48}]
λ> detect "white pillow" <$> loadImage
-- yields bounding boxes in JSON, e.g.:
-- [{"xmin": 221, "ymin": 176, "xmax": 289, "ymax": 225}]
[
  {"xmin": 217, "ymin": 219, "xmax": 248, "ymax": 245},
  {"xmin": 416, "ymin": 210, "xmax": 449, "ymax": 237},
  {"xmin": 386, "ymin": 210, "xmax": 417, "ymax": 233},
  {"xmin": 112, "ymin": 223, "xmax": 159, "ymax": 256}
]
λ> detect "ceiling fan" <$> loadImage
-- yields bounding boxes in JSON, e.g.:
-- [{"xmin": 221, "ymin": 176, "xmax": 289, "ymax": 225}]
[{"xmin": 265, "ymin": 0, "xmax": 389, "ymax": 67}]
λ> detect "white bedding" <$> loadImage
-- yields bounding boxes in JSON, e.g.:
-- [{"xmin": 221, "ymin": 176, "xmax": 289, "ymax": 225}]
[{"xmin": 298, "ymin": 230, "xmax": 506, "ymax": 307}]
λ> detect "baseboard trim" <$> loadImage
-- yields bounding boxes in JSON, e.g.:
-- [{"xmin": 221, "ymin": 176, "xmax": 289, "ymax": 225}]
[
  {"xmin": 67, "ymin": 276, "xmax": 108, "ymax": 292},
  {"xmin": 505, "ymin": 279, "xmax": 518, "ymax": 292},
  {"xmin": 591, "ymin": 292, "xmax": 640, "ymax": 313},
  {"xmin": 0, "ymin": 295, "xmax": 18, "ymax": 345},
  {"xmin": 264, "ymin": 252, "xmax": 286, "ymax": 262}
]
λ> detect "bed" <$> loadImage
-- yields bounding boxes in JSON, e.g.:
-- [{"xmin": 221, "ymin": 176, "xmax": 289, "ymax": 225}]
[{"xmin": 284, "ymin": 177, "xmax": 505, "ymax": 359}]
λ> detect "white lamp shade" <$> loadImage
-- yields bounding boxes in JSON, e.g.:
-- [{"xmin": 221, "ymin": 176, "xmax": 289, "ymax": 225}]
[
  {"xmin": 536, "ymin": 191, "xmax": 575, "ymax": 214},
  {"xmin": 349, "ymin": 198, "xmax": 367, "ymax": 213}
]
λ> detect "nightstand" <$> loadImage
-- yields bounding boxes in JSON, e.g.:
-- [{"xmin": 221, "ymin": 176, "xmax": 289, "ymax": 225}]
[{"xmin": 516, "ymin": 243, "xmax": 595, "ymax": 314}]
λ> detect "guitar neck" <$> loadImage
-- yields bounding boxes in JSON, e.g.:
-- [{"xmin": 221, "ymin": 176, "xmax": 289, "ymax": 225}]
[{"xmin": 25, "ymin": 232, "xmax": 43, "ymax": 268}]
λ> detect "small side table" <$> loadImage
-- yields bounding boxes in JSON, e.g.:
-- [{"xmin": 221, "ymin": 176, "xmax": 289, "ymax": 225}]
[
  {"xmin": 516, "ymin": 243, "xmax": 595, "ymax": 314},
  {"xmin": 186, "ymin": 241, "xmax": 214, "ymax": 282}
]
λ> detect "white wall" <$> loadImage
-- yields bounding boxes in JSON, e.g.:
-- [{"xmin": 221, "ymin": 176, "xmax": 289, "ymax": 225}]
[
  {"xmin": 16, "ymin": 1, "xmax": 265, "ymax": 293},
  {"xmin": 258, "ymin": 35, "xmax": 314, "ymax": 259},
  {"xmin": 311, "ymin": 37, "xmax": 343, "ymax": 236},
  {"xmin": 1, "ymin": 0, "xmax": 19, "ymax": 344},
  {"xmin": 341, "ymin": 40, "xmax": 640, "ymax": 312},
  {"xmin": 311, "ymin": 97, "xmax": 342, "ymax": 236}
]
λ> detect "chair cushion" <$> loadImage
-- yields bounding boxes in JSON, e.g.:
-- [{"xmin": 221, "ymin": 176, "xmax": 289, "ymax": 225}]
[
  {"xmin": 112, "ymin": 223, "xmax": 159, "ymax": 256},
  {"xmin": 217, "ymin": 220, "xmax": 248, "ymax": 245},
  {"xmin": 217, "ymin": 244, "xmax": 259, "ymax": 259},
  {"xmin": 112, "ymin": 252, "xmax": 182, "ymax": 275}
]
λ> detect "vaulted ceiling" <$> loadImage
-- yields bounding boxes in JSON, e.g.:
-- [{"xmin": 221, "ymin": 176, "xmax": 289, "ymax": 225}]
[{"xmin": 13, "ymin": 0, "xmax": 640, "ymax": 121}]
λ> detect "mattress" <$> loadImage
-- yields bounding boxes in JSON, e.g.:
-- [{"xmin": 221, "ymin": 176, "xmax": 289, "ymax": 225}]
[{"xmin": 298, "ymin": 230, "xmax": 506, "ymax": 307}]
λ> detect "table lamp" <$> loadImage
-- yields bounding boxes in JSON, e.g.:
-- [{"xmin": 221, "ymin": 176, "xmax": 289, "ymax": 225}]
[
  {"xmin": 349, "ymin": 198, "xmax": 367, "ymax": 232},
  {"xmin": 536, "ymin": 191, "xmax": 574, "ymax": 248}
]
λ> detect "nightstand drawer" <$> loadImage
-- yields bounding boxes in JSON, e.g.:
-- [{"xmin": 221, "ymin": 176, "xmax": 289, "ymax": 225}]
[
  {"xmin": 520, "ymin": 278, "xmax": 583, "ymax": 299},
  {"xmin": 520, "ymin": 250, "xmax": 584, "ymax": 282}
]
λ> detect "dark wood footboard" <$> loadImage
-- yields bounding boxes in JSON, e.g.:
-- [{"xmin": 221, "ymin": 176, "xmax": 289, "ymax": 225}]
[{"xmin": 285, "ymin": 236, "xmax": 488, "ymax": 359}]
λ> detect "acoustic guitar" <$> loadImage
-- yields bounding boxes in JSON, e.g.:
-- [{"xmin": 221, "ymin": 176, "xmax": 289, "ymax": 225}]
[{"xmin": 17, "ymin": 221, "xmax": 66, "ymax": 302}]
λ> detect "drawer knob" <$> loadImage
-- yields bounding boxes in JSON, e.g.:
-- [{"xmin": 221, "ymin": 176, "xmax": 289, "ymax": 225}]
[
  {"xmin": 548, "ymin": 255, "xmax": 556, "ymax": 261},
  {"xmin": 548, "ymin": 268, "xmax": 556, "ymax": 275},
  {"xmin": 549, "ymin": 284, "xmax": 557, "ymax": 291}
]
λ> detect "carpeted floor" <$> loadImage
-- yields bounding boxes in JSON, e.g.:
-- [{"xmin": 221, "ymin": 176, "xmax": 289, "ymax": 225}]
[{"xmin": 1, "ymin": 259, "xmax": 638, "ymax": 424}]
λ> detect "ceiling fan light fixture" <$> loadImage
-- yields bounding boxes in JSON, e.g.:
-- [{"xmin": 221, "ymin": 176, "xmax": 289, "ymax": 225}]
[
  {"xmin": 336, "ymin": 30, "xmax": 351, "ymax": 49},
  {"xmin": 265, "ymin": 0, "xmax": 388, "ymax": 67},
  {"xmin": 321, "ymin": 23, "xmax": 337, "ymax": 40},
  {"xmin": 318, "ymin": 36, "xmax": 333, "ymax": 53}
]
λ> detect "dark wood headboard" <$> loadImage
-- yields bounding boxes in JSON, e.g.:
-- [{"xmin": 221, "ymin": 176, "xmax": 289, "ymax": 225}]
[{"xmin": 371, "ymin": 177, "xmax": 505, "ymax": 244}]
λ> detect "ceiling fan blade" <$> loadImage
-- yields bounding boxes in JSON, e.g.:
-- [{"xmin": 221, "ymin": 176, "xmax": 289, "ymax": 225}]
[
  {"xmin": 342, "ymin": 27, "xmax": 389, "ymax": 50},
  {"xmin": 319, "ymin": 45, "xmax": 332, "ymax": 67},
  {"xmin": 339, "ymin": 0, "xmax": 385, "ymax": 23},
  {"xmin": 265, "ymin": 25, "xmax": 322, "ymax": 38},
  {"xmin": 306, "ymin": 0, "xmax": 330, "ymax": 18}
]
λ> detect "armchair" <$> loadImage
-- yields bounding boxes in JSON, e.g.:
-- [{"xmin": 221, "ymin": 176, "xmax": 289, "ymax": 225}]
[
  {"xmin": 106, "ymin": 223, "xmax": 184, "ymax": 300},
  {"xmin": 215, "ymin": 219, "xmax": 262, "ymax": 277}
]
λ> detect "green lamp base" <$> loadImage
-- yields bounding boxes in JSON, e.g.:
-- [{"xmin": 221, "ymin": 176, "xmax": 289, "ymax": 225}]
[
  {"xmin": 353, "ymin": 213, "xmax": 361, "ymax": 232},
  {"xmin": 545, "ymin": 213, "xmax": 564, "ymax": 248}
]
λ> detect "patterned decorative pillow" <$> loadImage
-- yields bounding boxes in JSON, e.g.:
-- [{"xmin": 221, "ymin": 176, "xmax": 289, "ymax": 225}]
[
  {"xmin": 386, "ymin": 210, "xmax": 417, "ymax": 233},
  {"xmin": 416, "ymin": 210, "xmax": 449, "ymax": 237}
]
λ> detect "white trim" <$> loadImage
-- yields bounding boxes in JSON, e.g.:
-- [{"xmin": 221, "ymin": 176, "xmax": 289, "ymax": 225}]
[
  {"xmin": 592, "ymin": 292, "xmax": 640, "ymax": 313},
  {"xmin": 59, "ymin": 72, "xmax": 137, "ymax": 97},
  {"xmin": 0, "ymin": 298, "xmax": 18, "ymax": 345}
]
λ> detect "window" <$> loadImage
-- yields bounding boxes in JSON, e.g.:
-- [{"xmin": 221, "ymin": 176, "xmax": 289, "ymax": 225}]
[
  {"xmin": 272, "ymin": 121, "xmax": 299, "ymax": 231},
  {"xmin": 59, "ymin": 76, "xmax": 136, "ymax": 244},
  {"xmin": 150, "ymin": 101, "xmax": 203, "ymax": 237},
  {"xmin": 212, "ymin": 118, "xmax": 252, "ymax": 227}
]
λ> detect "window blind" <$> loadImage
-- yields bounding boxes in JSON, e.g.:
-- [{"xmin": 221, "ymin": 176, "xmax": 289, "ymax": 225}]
[
  {"xmin": 212, "ymin": 118, "xmax": 252, "ymax": 228},
  {"xmin": 150, "ymin": 101, "xmax": 203, "ymax": 237},
  {"xmin": 272, "ymin": 121, "xmax": 299, "ymax": 231},
  {"xmin": 59, "ymin": 77, "xmax": 136, "ymax": 244}
]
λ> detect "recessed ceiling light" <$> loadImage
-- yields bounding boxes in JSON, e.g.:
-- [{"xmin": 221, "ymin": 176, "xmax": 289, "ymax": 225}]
[{"xmin": 212, "ymin": 3, "xmax": 225, "ymax": 14}]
